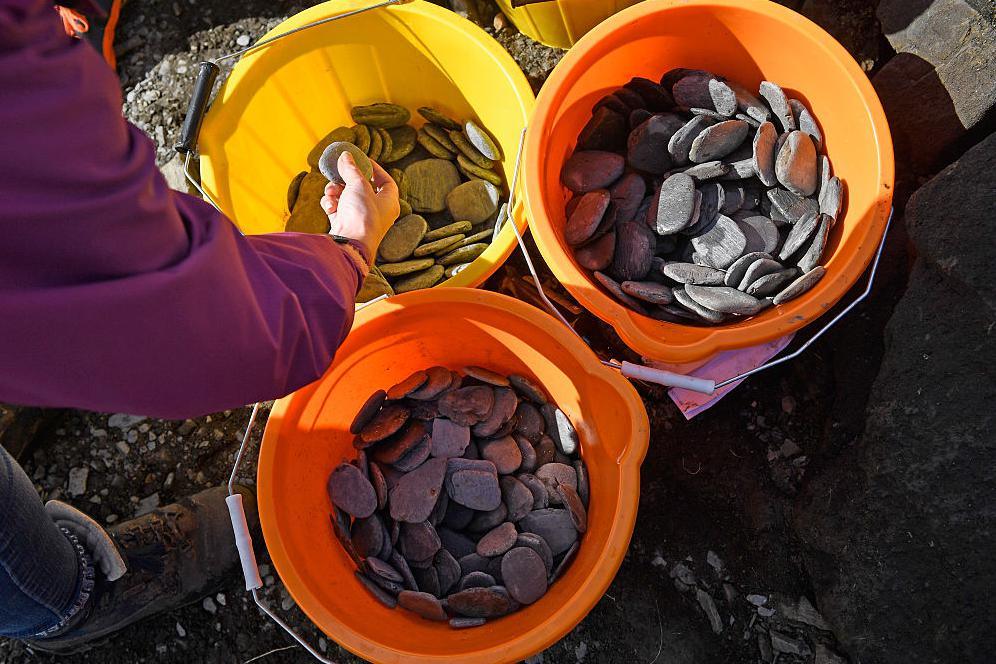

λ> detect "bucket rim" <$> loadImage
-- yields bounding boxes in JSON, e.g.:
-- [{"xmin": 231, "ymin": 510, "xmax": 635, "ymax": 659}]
[
  {"xmin": 522, "ymin": 0, "xmax": 895, "ymax": 364},
  {"xmin": 259, "ymin": 288, "xmax": 650, "ymax": 663}
]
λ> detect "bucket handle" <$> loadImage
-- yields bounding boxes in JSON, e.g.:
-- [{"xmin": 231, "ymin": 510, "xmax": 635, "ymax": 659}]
[{"xmin": 504, "ymin": 127, "xmax": 895, "ymax": 395}]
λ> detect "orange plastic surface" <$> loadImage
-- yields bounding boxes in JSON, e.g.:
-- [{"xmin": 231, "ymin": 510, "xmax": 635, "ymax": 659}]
[
  {"xmin": 258, "ymin": 288, "xmax": 649, "ymax": 663},
  {"xmin": 522, "ymin": 0, "xmax": 894, "ymax": 364}
]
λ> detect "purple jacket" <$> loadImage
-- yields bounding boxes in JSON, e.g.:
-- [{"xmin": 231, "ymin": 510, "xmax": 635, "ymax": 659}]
[{"xmin": 0, "ymin": 0, "xmax": 363, "ymax": 418}]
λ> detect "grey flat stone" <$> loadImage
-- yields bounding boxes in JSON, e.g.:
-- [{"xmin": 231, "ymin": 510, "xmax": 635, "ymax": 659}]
[
  {"xmin": 722, "ymin": 159, "xmax": 756, "ymax": 180},
  {"xmin": 734, "ymin": 112, "xmax": 761, "ymax": 128},
  {"xmin": 745, "ymin": 268, "xmax": 798, "ymax": 297},
  {"xmin": 685, "ymin": 284, "xmax": 765, "ymax": 315},
  {"xmin": 672, "ymin": 287, "xmax": 726, "ymax": 323},
  {"xmin": 622, "ymin": 281, "xmax": 674, "ymax": 305},
  {"xmin": 720, "ymin": 185, "xmax": 744, "ymax": 214},
  {"xmin": 772, "ymin": 266, "xmax": 825, "ymax": 305},
  {"xmin": 796, "ymin": 214, "xmax": 832, "ymax": 273},
  {"xmin": 689, "ymin": 120, "xmax": 750, "ymax": 163},
  {"xmin": 690, "ymin": 107, "xmax": 728, "ymax": 120},
  {"xmin": 737, "ymin": 258, "xmax": 784, "ymax": 291},
  {"xmin": 594, "ymin": 271, "xmax": 648, "ymax": 314},
  {"xmin": 672, "ymin": 72, "xmax": 717, "ymax": 109},
  {"xmin": 708, "ymin": 78, "xmax": 737, "ymax": 116},
  {"xmin": 727, "ymin": 80, "xmax": 770, "ymax": 122},
  {"xmin": 752, "ymin": 121, "xmax": 778, "ymax": 187},
  {"xmin": 819, "ymin": 176, "xmax": 843, "ymax": 221},
  {"xmin": 789, "ymin": 99, "xmax": 823, "ymax": 149},
  {"xmin": 694, "ymin": 183, "xmax": 723, "ymax": 230},
  {"xmin": 768, "ymin": 188, "xmax": 819, "ymax": 224},
  {"xmin": 661, "ymin": 262, "xmax": 727, "ymax": 285},
  {"xmin": 655, "ymin": 173, "xmax": 697, "ymax": 234},
  {"xmin": 779, "ymin": 211, "xmax": 821, "ymax": 260},
  {"xmin": 725, "ymin": 252, "xmax": 772, "ymax": 287},
  {"xmin": 759, "ymin": 81, "xmax": 796, "ymax": 133},
  {"xmin": 683, "ymin": 161, "xmax": 731, "ymax": 181},
  {"xmin": 818, "ymin": 154, "xmax": 832, "ymax": 191},
  {"xmin": 737, "ymin": 216, "xmax": 780, "ymax": 254},
  {"xmin": 690, "ymin": 214, "xmax": 748, "ymax": 269},
  {"xmin": 668, "ymin": 115, "xmax": 714, "ymax": 164},
  {"xmin": 775, "ymin": 130, "xmax": 818, "ymax": 196}
]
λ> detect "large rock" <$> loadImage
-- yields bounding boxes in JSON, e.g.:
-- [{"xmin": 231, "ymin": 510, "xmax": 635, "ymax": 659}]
[
  {"xmin": 792, "ymin": 134, "xmax": 996, "ymax": 664},
  {"xmin": 874, "ymin": 0, "xmax": 996, "ymax": 173}
]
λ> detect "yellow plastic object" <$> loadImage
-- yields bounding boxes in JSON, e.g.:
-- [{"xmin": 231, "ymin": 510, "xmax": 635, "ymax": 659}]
[
  {"xmin": 494, "ymin": 0, "xmax": 642, "ymax": 50},
  {"xmin": 198, "ymin": 0, "xmax": 534, "ymax": 291},
  {"xmin": 259, "ymin": 288, "xmax": 649, "ymax": 663}
]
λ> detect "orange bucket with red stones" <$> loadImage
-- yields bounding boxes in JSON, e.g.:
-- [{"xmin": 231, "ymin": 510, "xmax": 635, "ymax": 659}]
[
  {"xmin": 522, "ymin": 0, "xmax": 894, "ymax": 369},
  {"xmin": 258, "ymin": 289, "xmax": 649, "ymax": 663}
]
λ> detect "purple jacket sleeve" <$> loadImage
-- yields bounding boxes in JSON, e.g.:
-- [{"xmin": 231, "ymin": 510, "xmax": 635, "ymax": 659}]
[{"xmin": 0, "ymin": 0, "xmax": 363, "ymax": 419}]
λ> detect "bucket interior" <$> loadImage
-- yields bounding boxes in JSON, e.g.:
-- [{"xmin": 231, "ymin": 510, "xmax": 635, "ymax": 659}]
[
  {"xmin": 524, "ymin": 0, "xmax": 893, "ymax": 363},
  {"xmin": 198, "ymin": 0, "xmax": 533, "ymax": 288},
  {"xmin": 259, "ymin": 289, "xmax": 648, "ymax": 663},
  {"xmin": 494, "ymin": 0, "xmax": 642, "ymax": 50}
]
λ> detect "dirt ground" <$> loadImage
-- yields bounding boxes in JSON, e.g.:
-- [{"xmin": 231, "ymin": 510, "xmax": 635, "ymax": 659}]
[{"xmin": 1, "ymin": 1, "xmax": 907, "ymax": 663}]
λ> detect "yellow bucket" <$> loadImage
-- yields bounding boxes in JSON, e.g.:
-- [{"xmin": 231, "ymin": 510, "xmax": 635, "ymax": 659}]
[
  {"xmin": 494, "ymin": 0, "xmax": 642, "ymax": 49},
  {"xmin": 198, "ymin": 0, "xmax": 535, "ymax": 291}
]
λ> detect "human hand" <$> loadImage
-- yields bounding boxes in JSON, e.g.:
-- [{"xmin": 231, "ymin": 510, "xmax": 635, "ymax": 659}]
[{"xmin": 320, "ymin": 152, "xmax": 400, "ymax": 263}]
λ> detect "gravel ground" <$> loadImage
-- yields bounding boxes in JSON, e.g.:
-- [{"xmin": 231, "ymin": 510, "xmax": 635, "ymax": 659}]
[{"xmin": 0, "ymin": 1, "xmax": 874, "ymax": 662}]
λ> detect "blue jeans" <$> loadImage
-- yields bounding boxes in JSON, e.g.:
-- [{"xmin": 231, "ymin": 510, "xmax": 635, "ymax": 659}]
[{"xmin": 0, "ymin": 444, "xmax": 92, "ymax": 638}]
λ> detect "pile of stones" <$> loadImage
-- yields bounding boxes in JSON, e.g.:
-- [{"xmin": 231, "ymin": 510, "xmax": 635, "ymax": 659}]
[
  {"xmin": 327, "ymin": 366, "xmax": 588, "ymax": 629},
  {"xmin": 286, "ymin": 103, "xmax": 507, "ymax": 302},
  {"xmin": 562, "ymin": 69, "xmax": 846, "ymax": 325}
]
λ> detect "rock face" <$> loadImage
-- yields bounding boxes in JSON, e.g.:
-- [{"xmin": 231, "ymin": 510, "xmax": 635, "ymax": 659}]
[
  {"xmin": 873, "ymin": 0, "xmax": 996, "ymax": 173},
  {"xmin": 792, "ymin": 133, "xmax": 996, "ymax": 664}
]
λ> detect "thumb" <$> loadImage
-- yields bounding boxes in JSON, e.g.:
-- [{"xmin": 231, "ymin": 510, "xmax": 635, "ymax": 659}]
[{"xmin": 338, "ymin": 151, "xmax": 369, "ymax": 188}]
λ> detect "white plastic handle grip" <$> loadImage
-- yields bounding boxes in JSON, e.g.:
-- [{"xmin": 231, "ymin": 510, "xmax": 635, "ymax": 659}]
[
  {"xmin": 620, "ymin": 361, "xmax": 716, "ymax": 395},
  {"xmin": 226, "ymin": 494, "xmax": 263, "ymax": 591}
]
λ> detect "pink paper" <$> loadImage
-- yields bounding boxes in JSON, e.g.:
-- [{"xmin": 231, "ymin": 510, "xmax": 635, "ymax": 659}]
[{"xmin": 663, "ymin": 334, "xmax": 795, "ymax": 419}]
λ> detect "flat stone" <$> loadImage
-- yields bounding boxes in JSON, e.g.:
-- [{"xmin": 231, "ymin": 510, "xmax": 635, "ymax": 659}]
[
  {"xmin": 429, "ymin": 418, "xmax": 471, "ymax": 459},
  {"xmin": 594, "ymin": 270, "xmax": 647, "ymax": 313},
  {"xmin": 458, "ymin": 552, "xmax": 492, "ymax": 577},
  {"xmin": 499, "ymin": 475, "xmax": 533, "ymax": 522},
  {"xmin": 501, "ymin": 547, "xmax": 549, "ymax": 605},
  {"xmin": 350, "ymin": 392, "xmax": 387, "ymax": 435},
  {"xmin": 520, "ymin": 509, "xmax": 578, "ymax": 556},
  {"xmin": 789, "ymin": 98, "xmax": 823, "ymax": 148},
  {"xmin": 472, "ymin": 387, "xmax": 517, "ymax": 438},
  {"xmin": 446, "ymin": 586, "xmax": 513, "ymax": 619},
  {"xmin": 608, "ymin": 172, "xmax": 647, "ymax": 224},
  {"xmin": 476, "ymin": 522, "xmax": 518, "ymax": 557},
  {"xmin": 684, "ymin": 160, "xmax": 732, "ymax": 182},
  {"xmin": 518, "ymin": 473, "xmax": 549, "ymax": 510},
  {"xmin": 696, "ymin": 588, "xmax": 724, "ymax": 634},
  {"xmin": 351, "ymin": 514, "xmax": 384, "ymax": 559},
  {"xmin": 369, "ymin": 462, "xmax": 389, "ymax": 510},
  {"xmin": 707, "ymin": 78, "xmax": 737, "ymax": 116},
  {"xmin": 398, "ymin": 590, "xmax": 447, "ymax": 621},
  {"xmin": 561, "ymin": 151, "xmax": 626, "ymax": 193},
  {"xmin": 752, "ymin": 121, "xmax": 779, "ymax": 187},
  {"xmin": 543, "ymin": 406, "xmax": 579, "ymax": 456},
  {"xmin": 773, "ymin": 266, "xmax": 826, "ymax": 305},
  {"xmin": 727, "ymin": 81, "xmax": 770, "ymax": 122},
  {"xmin": 327, "ymin": 463, "xmax": 377, "ymax": 518},
  {"xmin": 759, "ymin": 81, "xmax": 796, "ymax": 133},
  {"xmin": 458, "ymin": 571, "xmax": 497, "ymax": 591},
  {"xmin": 399, "ymin": 520, "xmax": 441, "ymax": 563},
  {"xmin": 446, "ymin": 468, "xmax": 502, "ymax": 511},
  {"xmin": 690, "ymin": 215, "xmax": 748, "ymax": 269},
  {"xmin": 438, "ymin": 386, "xmax": 495, "ymax": 426},
  {"xmin": 535, "ymin": 462, "xmax": 578, "ymax": 504},
  {"xmin": 404, "ymin": 160, "xmax": 461, "ymax": 213},
  {"xmin": 689, "ymin": 120, "xmax": 749, "ymax": 163},
  {"xmin": 463, "ymin": 366, "xmax": 509, "ymax": 387},
  {"xmin": 386, "ymin": 371, "xmax": 428, "ymax": 401},
  {"xmin": 722, "ymin": 159, "xmax": 756, "ymax": 180},
  {"xmin": 556, "ymin": 483, "xmax": 587, "ymax": 533},
  {"xmin": 668, "ymin": 115, "xmax": 714, "ymax": 164},
  {"xmin": 610, "ymin": 222, "xmax": 655, "ymax": 282},
  {"xmin": 738, "ymin": 216, "xmax": 780, "ymax": 254},
  {"xmin": 411, "ymin": 565, "xmax": 440, "ymax": 596},
  {"xmin": 746, "ymin": 268, "xmax": 798, "ymax": 297},
  {"xmin": 449, "ymin": 617, "xmax": 487, "ymax": 629},
  {"xmin": 819, "ymin": 176, "xmax": 843, "ymax": 221},
  {"xmin": 450, "ymin": 129, "xmax": 495, "ymax": 169},
  {"xmin": 463, "ymin": 120, "xmax": 502, "ymax": 161},
  {"xmin": 566, "ymin": 189, "xmax": 610, "ymax": 246},
  {"xmin": 768, "ymin": 188, "xmax": 819, "ymax": 224},
  {"xmin": 627, "ymin": 113, "xmax": 684, "ymax": 174},
  {"xmin": 446, "ymin": 180, "xmax": 500, "ymax": 225},
  {"xmin": 692, "ymin": 183, "xmax": 722, "ymax": 232},
  {"xmin": 685, "ymin": 284, "xmax": 765, "ymax": 315},
  {"xmin": 654, "ymin": 173, "xmax": 696, "ymax": 234},
  {"xmin": 672, "ymin": 287, "xmax": 727, "ymax": 324},
  {"xmin": 575, "ymin": 232, "xmax": 615, "ymax": 271},
  {"xmin": 776, "ymin": 130, "xmax": 818, "ymax": 196},
  {"xmin": 392, "ymin": 435, "xmax": 431, "ymax": 472},
  {"xmin": 779, "ymin": 211, "xmax": 822, "ymax": 260},
  {"xmin": 672, "ymin": 72, "xmax": 718, "ymax": 109},
  {"xmin": 513, "ymin": 402, "xmax": 545, "ymax": 441},
  {"xmin": 737, "ymin": 258, "xmax": 784, "ymax": 291},
  {"xmin": 628, "ymin": 107, "xmax": 653, "ymax": 130},
  {"xmin": 533, "ymin": 436, "xmax": 557, "ymax": 469},
  {"xmin": 725, "ymin": 252, "xmax": 771, "ymax": 288},
  {"xmin": 796, "ymin": 214, "xmax": 831, "ymax": 273},
  {"xmin": 577, "ymin": 106, "xmax": 629, "ymax": 152},
  {"xmin": 626, "ymin": 76, "xmax": 675, "ymax": 110},
  {"xmin": 378, "ymin": 213, "xmax": 429, "ymax": 263},
  {"xmin": 372, "ymin": 420, "xmax": 429, "ymax": 466},
  {"xmin": 661, "ymin": 262, "xmax": 726, "ymax": 285},
  {"xmin": 479, "ymin": 436, "xmax": 522, "ymax": 475},
  {"xmin": 389, "ymin": 458, "xmax": 447, "ymax": 523},
  {"xmin": 356, "ymin": 571, "xmax": 398, "ymax": 608},
  {"xmin": 435, "ymin": 548, "xmax": 462, "ymax": 595},
  {"xmin": 318, "ymin": 142, "xmax": 374, "ymax": 185},
  {"xmin": 513, "ymin": 435, "xmax": 538, "ymax": 474},
  {"xmin": 366, "ymin": 556, "xmax": 404, "ymax": 584}
]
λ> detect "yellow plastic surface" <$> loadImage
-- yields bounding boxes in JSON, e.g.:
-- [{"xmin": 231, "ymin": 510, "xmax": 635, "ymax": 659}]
[
  {"xmin": 198, "ymin": 0, "xmax": 534, "ymax": 291},
  {"xmin": 259, "ymin": 288, "xmax": 649, "ymax": 663},
  {"xmin": 495, "ymin": 0, "xmax": 642, "ymax": 50}
]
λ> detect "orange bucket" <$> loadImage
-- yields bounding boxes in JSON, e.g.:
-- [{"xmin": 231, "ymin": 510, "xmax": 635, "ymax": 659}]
[
  {"xmin": 522, "ymin": 0, "xmax": 894, "ymax": 367},
  {"xmin": 258, "ymin": 288, "xmax": 649, "ymax": 663}
]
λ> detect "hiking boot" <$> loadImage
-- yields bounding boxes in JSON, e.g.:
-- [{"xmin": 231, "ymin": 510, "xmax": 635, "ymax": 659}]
[{"xmin": 25, "ymin": 485, "xmax": 258, "ymax": 654}]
